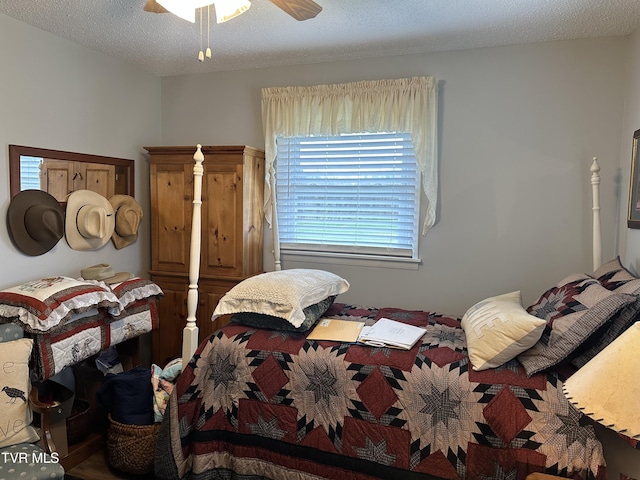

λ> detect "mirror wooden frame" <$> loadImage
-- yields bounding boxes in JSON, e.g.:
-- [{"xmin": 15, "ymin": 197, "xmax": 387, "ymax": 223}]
[
  {"xmin": 9, "ymin": 144, "xmax": 135, "ymax": 201},
  {"xmin": 627, "ymin": 129, "xmax": 640, "ymax": 228}
]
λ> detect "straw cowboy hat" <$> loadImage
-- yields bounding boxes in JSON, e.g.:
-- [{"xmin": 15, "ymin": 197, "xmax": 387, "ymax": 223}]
[
  {"xmin": 7, "ymin": 190, "xmax": 65, "ymax": 256},
  {"xmin": 81, "ymin": 264, "xmax": 133, "ymax": 285},
  {"xmin": 109, "ymin": 195, "xmax": 143, "ymax": 249},
  {"xmin": 65, "ymin": 190, "xmax": 115, "ymax": 251}
]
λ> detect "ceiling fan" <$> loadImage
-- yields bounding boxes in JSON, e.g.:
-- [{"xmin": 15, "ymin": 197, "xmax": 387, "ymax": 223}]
[{"xmin": 143, "ymin": 0, "xmax": 322, "ymax": 22}]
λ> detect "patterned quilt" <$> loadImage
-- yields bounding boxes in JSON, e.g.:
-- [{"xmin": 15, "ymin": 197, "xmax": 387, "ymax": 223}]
[
  {"xmin": 30, "ymin": 298, "xmax": 159, "ymax": 380},
  {"xmin": 155, "ymin": 303, "xmax": 606, "ymax": 480}
]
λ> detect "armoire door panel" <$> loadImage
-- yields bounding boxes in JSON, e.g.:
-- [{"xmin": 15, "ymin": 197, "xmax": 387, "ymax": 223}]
[
  {"xmin": 242, "ymin": 153, "xmax": 265, "ymax": 275},
  {"xmin": 203, "ymin": 168, "xmax": 242, "ymax": 276},
  {"xmin": 151, "ymin": 164, "xmax": 192, "ymax": 272},
  {"xmin": 199, "ymin": 286, "xmax": 231, "ymax": 342},
  {"xmin": 151, "ymin": 278, "xmax": 188, "ymax": 367}
]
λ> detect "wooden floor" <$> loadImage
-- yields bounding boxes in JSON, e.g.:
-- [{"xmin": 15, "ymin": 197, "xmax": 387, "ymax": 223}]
[
  {"xmin": 66, "ymin": 442, "xmax": 154, "ymax": 480},
  {"xmin": 65, "ymin": 442, "xmax": 154, "ymax": 479}
]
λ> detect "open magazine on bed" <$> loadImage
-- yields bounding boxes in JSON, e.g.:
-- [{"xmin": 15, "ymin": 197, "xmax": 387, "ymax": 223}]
[
  {"xmin": 307, "ymin": 317, "xmax": 426, "ymax": 349},
  {"xmin": 357, "ymin": 317, "xmax": 427, "ymax": 349}
]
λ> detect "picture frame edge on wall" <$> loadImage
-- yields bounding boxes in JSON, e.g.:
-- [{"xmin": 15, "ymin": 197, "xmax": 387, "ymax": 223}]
[{"xmin": 627, "ymin": 128, "xmax": 640, "ymax": 229}]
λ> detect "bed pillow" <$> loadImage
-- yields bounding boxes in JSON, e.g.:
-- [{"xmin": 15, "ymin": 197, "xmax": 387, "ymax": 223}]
[
  {"xmin": 517, "ymin": 273, "xmax": 636, "ymax": 376},
  {"xmin": 108, "ymin": 277, "xmax": 164, "ymax": 310},
  {"xmin": 212, "ymin": 269, "xmax": 349, "ymax": 329},
  {"xmin": 231, "ymin": 295, "xmax": 336, "ymax": 332},
  {"xmin": 593, "ymin": 256, "xmax": 640, "ymax": 288},
  {"xmin": 571, "ymin": 258, "xmax": 640, "ymax": 368},
  {"xmin": 0, "ymin": 276, "xmax": 121, "ymax": 332},
  {"xmin": 0, "ymin": 338, "xmax": 40, "ymax": 448},
  {"xmin": 462, "ymin": 291, "xmax": 546, "ymax": 371}
]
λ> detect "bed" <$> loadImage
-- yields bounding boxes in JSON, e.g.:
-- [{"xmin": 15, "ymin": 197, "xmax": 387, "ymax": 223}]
[
  {"xmin": 0, "ymin": 275, "xmax": 162, "ymax": 380},
  {"xmin": 155, "ymin": 151, "xmax": 622, "ymax": 479}
]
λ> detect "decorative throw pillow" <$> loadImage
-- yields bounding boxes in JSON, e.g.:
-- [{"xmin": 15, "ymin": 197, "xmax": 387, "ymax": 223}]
[
  {"xmin": 461, "ymin": 291, "xmax": 546, "ymax": 371},
  {"xmin": 593, "ymin": 256, "xmax": 640, "ymax": 289},
  {"xmin": 231, "ymin": 296, "xmax": 337, "ymax": 332},
  {"xmin": 572, "ymin": 258, "xmax": 640, "ymax": 368},
  {"xmin": 212, "ymin": 269, "xmax": 350, "ymax": 329},
  {"xmin": 0, "ymin": 276, "xmax": 121, "ymax": 332},
  {"xmin": 0, "ymin": 338, "xmax": 40, "ymax": 448},
  {"xmin": 108, "ymin": 277, "xmax": 164, "ymax": 310},
  {"xmin": 517, "ymin": 273, "xmax": 636, "ymax": 376}
]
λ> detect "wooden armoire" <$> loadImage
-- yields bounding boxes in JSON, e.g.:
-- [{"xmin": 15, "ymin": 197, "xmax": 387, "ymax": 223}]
[{"xmin": 146, "ymin": 145, "xmax": 264, "ymax": 365}]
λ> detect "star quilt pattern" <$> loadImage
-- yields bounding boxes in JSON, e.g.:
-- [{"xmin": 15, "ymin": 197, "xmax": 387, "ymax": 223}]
[{"xmin": 156, "ymin": 304, "xmax": 606, "ymax": 480}]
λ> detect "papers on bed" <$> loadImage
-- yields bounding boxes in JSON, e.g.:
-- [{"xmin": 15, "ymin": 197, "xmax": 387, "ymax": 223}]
[
  {"xmin": 307, "ymin": 317, "xmax": 427, "ymax": 350},
  {"xmin": 306, "ymin": 318, "xmax": 365, "ymax": 342},
  {"xmin": 358, "ymin": 318, "xmax": 427, "ymax": 349}
]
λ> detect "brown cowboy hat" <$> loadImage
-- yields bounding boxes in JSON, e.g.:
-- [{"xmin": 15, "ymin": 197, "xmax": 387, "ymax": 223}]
[
  {"xmin": 65, "ymin": 190, "xmax": 115, "ymax": 251},
  {"xmin": 7, "ymin": 190, "xmax": 65, "ymax": 256},
  {"xmin": 109, "ymin": 195, "xmax": 143, "ymax": 250}
]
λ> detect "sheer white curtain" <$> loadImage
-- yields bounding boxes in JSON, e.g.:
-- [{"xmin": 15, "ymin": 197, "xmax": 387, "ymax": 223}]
[{"xmin": 261, "ymin": 77, "xmax": 439, "ymax": 266}]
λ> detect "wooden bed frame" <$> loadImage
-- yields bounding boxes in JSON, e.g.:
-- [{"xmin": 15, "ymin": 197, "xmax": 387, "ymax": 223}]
[{"xmin": 179, "ymin": 146, "xmax": 604, "ymax": 368}]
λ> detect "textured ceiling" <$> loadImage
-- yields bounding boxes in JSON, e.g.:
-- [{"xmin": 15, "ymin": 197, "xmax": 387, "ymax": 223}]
[{"xmin": 0, "ymin": 0, "xmax": 639, "ymax": 77}]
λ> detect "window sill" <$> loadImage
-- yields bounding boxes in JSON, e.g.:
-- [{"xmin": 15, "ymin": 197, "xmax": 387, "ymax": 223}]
[{"xmin": 280, "ymin": 250, "xmax": 421, "ymax": 270}]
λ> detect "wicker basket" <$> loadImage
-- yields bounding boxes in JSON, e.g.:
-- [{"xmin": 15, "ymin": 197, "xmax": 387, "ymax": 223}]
[
  {"xmin": 66, "ymin": 399, "xmax": 92, "ymax": 445},
  {"xmin": 106, "ymin": 414, "xmax": 161, "ymax": 475}
]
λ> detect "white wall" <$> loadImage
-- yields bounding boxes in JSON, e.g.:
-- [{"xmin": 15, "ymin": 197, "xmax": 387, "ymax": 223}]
[
  {"xmin": 621, "ymin": 28, "xmax": 640, "ymax": 270},
  {"xmin": 0, "ymin": 14, "xmax": 162, "ymax": 288},
  {"xmin": 612, "ymin": 26, "xmax": 640, "ymax": 480},
  {"xmin": 162, "ymin": 37, "xmax": 628, "ymax": 316}
]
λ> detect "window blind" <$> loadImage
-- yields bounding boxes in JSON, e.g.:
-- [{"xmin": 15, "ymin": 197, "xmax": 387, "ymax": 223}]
[
  {"xmin": 275, "ymin": 133, "xmax": 420, "ymax": 258},
  {"xmin": 19, "ymin": 156, "xmax": 42, "ymax": 191}
]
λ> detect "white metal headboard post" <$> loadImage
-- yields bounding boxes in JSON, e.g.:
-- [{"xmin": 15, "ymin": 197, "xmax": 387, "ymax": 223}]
[
  {"xmin": 591, "ymin": 157, "xmax": 602, "ymax": 271},
  {"xmin": 182, "ymin": 144, "xmax": 204, "ymax": 367}
]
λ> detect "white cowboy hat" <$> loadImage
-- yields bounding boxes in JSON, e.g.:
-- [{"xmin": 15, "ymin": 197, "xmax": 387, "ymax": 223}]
[
  {"xmin": 65, "ymin": 190, "xmax": 115, "ymax": 251},
  {"xmin": 109, "ymin": 195, "xmax": 143, "ymax": 250},
  {"xmin": 7, "ymin": 190, "xmax": 65, "ymax": 256}
]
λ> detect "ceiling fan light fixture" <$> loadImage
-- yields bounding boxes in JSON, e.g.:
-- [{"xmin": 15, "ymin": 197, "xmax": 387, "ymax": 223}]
[
  {"xmin": 156, "ymin": 0, "xmax": 216, "ymax": 23},
  {"xmin": 214, "ymin": 0, "xmax": 251, "ymax": 24}
]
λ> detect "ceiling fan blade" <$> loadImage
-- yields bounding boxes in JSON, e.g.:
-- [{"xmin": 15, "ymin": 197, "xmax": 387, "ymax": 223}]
[
  {"xmin": 268, "ymin": 0, "xmax": 322, "ymax": 21},
  {"xmin": 143, "ymin": 0, "xmax": 168, "ymax": 14}
]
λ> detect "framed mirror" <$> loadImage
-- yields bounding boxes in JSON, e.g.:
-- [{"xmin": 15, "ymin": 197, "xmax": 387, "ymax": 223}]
[
  {"xmin": 9, "ymin": 144, "xmax": 134, "ymax": 202},
  {"xmin": 627, "ymin": 129, "xmax": 640, "ymax": 228}
]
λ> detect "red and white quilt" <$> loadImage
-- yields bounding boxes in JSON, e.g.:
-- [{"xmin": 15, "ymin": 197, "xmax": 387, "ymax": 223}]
[{"xmin": 156, "ymin": 303, "xmax": 606, "ymax": 480}]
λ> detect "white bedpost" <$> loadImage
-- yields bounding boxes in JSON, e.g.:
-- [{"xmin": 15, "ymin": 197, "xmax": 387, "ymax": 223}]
[
  {"xmin": 591, "ymin": 157, "xmax": 602, "ymax": 271},
  {"xmin": 182, "ymin": 145, "xmax": 204, "ymax": 367},
  {"xmin": 270, "ymin": 165, "xmax": 282, "ymax": 271}
]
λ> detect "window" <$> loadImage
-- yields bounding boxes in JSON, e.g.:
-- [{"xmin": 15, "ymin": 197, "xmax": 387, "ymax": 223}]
[
  {"xmin": 262, "ymin": 76, "xmax": 438, "ymax": 269},
  {"xmin": 275, "ymin": 132, "xmax": 420, "ymax": 260},
  {"xmin": 19, "ymin": 156, "xmax": 42, "ymax": 191}
]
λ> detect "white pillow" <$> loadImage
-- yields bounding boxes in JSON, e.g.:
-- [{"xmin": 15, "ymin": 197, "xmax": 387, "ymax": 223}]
[
  {"xmin": 212, "ymin": 269, "xmax": 349, "ymax": 329},
  {"xmin": 461, "ymin": 291, "xmax": 546, "ymax": 371}
]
